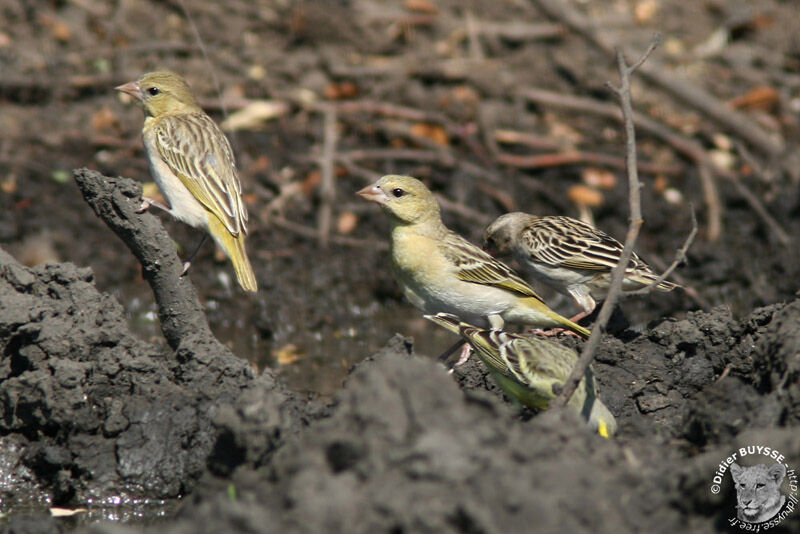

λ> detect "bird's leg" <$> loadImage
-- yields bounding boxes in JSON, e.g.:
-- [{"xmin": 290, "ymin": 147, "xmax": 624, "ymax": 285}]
[
  {"xmin": 451, "ymin": 343, "xmax": 473, "ymax": 369},
  {"xmin": 438, "ymin": 338, "xmax": 466, "ymax": 363},
  {"xmin": 136, "ymin": 196, "xmax": 171, "ymax": 214},
  {"xmin": 448, "ymin": 313, "xmax": 503, "ymax": 369},
  {"xmin": 568, "ymin": 310, "xmax": 590, "ymax": 323},
  {"xmin": 181, "ymin": 234, "xmax": 209, "ymax": 276}
]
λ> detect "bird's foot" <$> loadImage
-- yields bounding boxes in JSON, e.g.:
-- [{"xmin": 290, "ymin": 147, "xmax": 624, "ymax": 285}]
[
  {"xmin": 136, "ymin": 196, "xmax": 170, "ymax": 214},
  {"xmin": 528, "ymin": 327, "xmax": 582, "ymax": 338}
]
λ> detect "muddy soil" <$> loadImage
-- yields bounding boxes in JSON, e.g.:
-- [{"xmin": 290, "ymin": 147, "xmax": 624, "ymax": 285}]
[{"xmin": 2, "ymin": 0, "xmax": 800, "ymax": 532}]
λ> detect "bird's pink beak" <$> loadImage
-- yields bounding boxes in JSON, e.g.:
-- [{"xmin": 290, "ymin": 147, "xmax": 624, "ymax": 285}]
[
  {"xmin": 357, "ymin": 184, "xmax": 388, "ymax": 204},
  {"xmin": 115, "ymin": 81, "xmax": 144, "ymax": 100}
]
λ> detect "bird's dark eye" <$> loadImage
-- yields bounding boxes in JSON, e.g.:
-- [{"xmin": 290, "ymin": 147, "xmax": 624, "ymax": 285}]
[
  {"xmin": 147, "ymin": 87, "xmax": 161, "ymax": 96},
  {"xmin": 391, "ymin": 188, "xmax": 405, "ymax": 198}
]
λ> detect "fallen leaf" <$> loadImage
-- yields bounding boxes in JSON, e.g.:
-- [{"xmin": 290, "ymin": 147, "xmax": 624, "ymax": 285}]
[
  {"xmin": 404, "ymin": 0, "xmax": 438, "ymax": 14},
  {"xmin": 653, "ymin": 175, "xmax": 670, "ymax": 194},
  {"xmin": 634, "ymin": 0, "xmax": 659, "ymax": 24},
  {"xmin": 337, "ymin": 212, "xmax": 358, "ymax": 235},
  {"xmin": 728, "ymin": 86, "xmax": 779, "ymax": 112},
  {"xmin": 273, "ymin": 343, "xmax": 306, "ymax": 365},
  {"xmin": 301, "ymin": 170, "xmax": 321, "ymax": 196},
  {"xmin": 50, "ymin": 508, "xmax": 87, "ymax": 517},
  {"xmin": 1, "ymin": 174, "xmax": 17, "ymax": 194},
  {"xmin": 220, "ymin": 100, "xmax": 290, "ymax": 131},
  {"xmin": 410, "ymin": 123, "xmax": 449, "ymax": 147},
  {"xmin": 51, "ymin": 170, "xmax": 70, "ymax": 184},
  {"xmin": 567, "ymin": 185, "xmax": 604, "ymax": 207},
  {"xmin": 323, "ymin": 81, "xmax": 358, "ymax": 100},
  {"xmin": 581, "ymin": 168, "xmax": 617, "ymax": 190},
  {"xmin": 91, "ymin": 106, "xmax": 118, "ymax": 132}
]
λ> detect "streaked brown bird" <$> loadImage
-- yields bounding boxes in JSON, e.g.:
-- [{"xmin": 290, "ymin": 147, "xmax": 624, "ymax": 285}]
[{"xmin": 484, "ymin": 212, "xmax": 678, "ymax": 321}]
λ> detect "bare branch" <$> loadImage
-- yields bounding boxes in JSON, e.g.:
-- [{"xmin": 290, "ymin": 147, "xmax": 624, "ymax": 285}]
[
  {"xmin": 73, "ymin": 168, "xmax": 236, "ymax": 355},
  {"xmin": 622, "ymin": 206, "xmax": 698, "ymax": 297},
  {"xmin": 318, "ymin": 107, "xmax": 339, "ymax": 248},
  {"xmin": 552, "ymin": 37, "xmax": 658, "ymax": 408}
]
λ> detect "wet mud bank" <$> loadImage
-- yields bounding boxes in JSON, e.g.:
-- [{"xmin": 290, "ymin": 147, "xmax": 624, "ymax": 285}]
[{"xmin": 1, "ymin": 244, "xmax": 799, "ymax": 532}]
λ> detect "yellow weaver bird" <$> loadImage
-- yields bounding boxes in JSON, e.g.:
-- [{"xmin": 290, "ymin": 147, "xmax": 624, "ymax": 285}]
[
  {"xmin": 426, "ymin": 313, "xmax": 617, "ymax": 437},
  {"xmin": 116, "ymin": 71, "xmax": 257, "ymax": 292},
  {"xmin": 357, "ymin": 175, "xmax": 589, "ymax": 337}
]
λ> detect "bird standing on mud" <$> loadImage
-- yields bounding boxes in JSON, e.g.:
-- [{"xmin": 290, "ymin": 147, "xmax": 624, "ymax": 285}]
[
  {"xmin": 425, "ymin": 313, "xmax": 616, "ymax": 437},
  {"xmin": 484, "ymin": 212, "xmax": 677, "ymax": 321},
  {"xmin": 357, "ymin": 175, "xmax": 589, "ymax": 338},
  {"xmin": 116, "ymin": 71, "xmax": 257, "ymax": 292}
]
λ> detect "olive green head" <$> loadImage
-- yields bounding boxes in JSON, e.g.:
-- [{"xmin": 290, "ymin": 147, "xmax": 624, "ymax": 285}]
[{"xmin": 116, "ymin": 71, "xmax": 201, "ymax": 117}]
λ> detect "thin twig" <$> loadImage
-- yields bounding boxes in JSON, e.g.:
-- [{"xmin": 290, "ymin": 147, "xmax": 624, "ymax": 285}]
[
  {"xmin": 532, "ymin": 0, "xmax": 784, "ymax": 157},
  {"xmin": 622, "ymin": 206, "xmax": 698, "ymax": 297},
  {"xmin": 519, "ymin": 87, "xmax": 726, "ymax": 239},
  {"xmin": 496, "ymin": 150, "xmax": 682, "ymax": 175},
  {"xmin": 697, "ymin": 163, "xmax": 722, "ymax": 241},
  {"xmin": 730, "ymin": 142, "xmax": 792, "ymax": 246},
  {"xmin": 270, "ymin": 215, "xmax": 387, "ymax": 250},
  {"xmin": 553, "ymin": 37, "xmax": 659, "ymax": 409},
  {"xmin": 318, "ymin": 107, "xmax": 338, "ymax": 248}
]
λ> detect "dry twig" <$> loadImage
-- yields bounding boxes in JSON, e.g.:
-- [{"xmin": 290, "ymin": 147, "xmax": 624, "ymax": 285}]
[
  {"xmin": 532, "ymin": 0, "xmax": 784, "ymax": 158},
  {"xmin": 318, "ymin": 107, "xmax": 338, "ymax": 248},
  {"xmin": 553, "ymin": 37, "xmax": 659, "ymax": 408}
]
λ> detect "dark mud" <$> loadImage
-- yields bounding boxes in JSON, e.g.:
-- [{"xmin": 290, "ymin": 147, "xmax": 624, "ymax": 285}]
[
  {"xmin": 2, "ymin": 246, "xmax": 800, "ymax": 532},
  {"xmin": 2, "ymin": 0, "xmax": 800, "ymax": 532}
]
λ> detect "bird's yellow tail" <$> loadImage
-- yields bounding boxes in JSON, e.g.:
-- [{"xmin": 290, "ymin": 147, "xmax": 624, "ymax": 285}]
[{"xmin": 208, "ymin": 217, "xmax": 258, "ymax": 292}]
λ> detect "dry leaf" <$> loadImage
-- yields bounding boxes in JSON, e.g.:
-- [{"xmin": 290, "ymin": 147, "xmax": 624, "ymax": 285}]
[
  {"xmin": 323, "ymin": 81, "xmax": 358, "ymax": 100},
  {"xmin": 634, "ymin": 0, "xmax": 659, "ymax": 24},
  {"xmin": 273, "ymin": 343, "xmax": 306, "ymax": 365},
  {"xmin": 301, "ymin": 170, "xmax": 321, "ymax": 196},
  {"xmin": 50, "ymin": 508, "xmax": 87, "ymax": 517},
  {"xmin": 405, "ymin": 0, "xmax": 438, "ymax": 14},
  {"xmin": 653, "ymin": 175, "xmax": 670, "ymax": 194},
  {"xmin": 91, "ymin": 106, "xmax": 117, "ymax": 132},
  {"xmin": 567, "ymin": 185, "xmax": 604, "ymax": 207},
  {"xmin": 220, "ymin": 100, "xmax": 290, "ymax": 131},
  {"xmin": 581, "ymin": 168, "xmax": 617, "ymax": 190},
  {"xmin": 728, "ymin": 86, "xmax": 779, "ymax": 112},
  {"xmin": 337, "ymin": 212, "xmax": 358, "ymax": 235},
  {"xmin": 410, "ymin": 123, "xmax": 449, "ymax": 147},
  {"xmin": 1, "ymin": 174, "xmax": 17, "ymax": 194}
]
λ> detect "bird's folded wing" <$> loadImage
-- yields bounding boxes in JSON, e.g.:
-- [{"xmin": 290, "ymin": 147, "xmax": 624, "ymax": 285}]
[
  {"xmin": 442, "ymin": 234, "xmax": 545, "ymax": 301},
  {"xmin": 523, "ymin": 216, "xmax": 627, "ymax": 272},
  {"xmin": 154, "ymin": 113, "xmax": 246, "ymax": 236}
]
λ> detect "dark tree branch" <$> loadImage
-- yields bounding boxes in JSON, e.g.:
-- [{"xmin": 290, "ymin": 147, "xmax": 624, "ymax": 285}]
[{"xmin": 73, "ymin": 168, "xmax": 231, "ymax": 355}]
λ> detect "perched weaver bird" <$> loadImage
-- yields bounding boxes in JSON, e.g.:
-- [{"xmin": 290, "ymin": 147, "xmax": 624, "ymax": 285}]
[
  {"xmin": 116, "ymin": 71, "xmax": 257, "ymax": 292},
  {"xmin": 484, "ymin": 212, "xmax": 678, "ymax": 321},
  {"xmin": 357, "ymin": 175, "xmax": 589, "ymax": 338},
  {"xmin": 425, "ymin": 313, "xmax": 617, "ymax": 437}
]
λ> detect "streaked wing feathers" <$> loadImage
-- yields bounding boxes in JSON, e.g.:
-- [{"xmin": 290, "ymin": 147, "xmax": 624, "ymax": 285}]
[
  {"xmin": 154, "ymin": 113, "xmax": 247, "ymax": 235},
  {"xmin": 442, "ymin": 233, "xmax": 544, "ymax": 301},
  {"xmin": 523, "ymin": 216, "xmax": 652, "ymax": 274}
]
